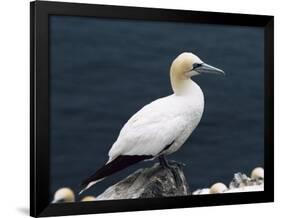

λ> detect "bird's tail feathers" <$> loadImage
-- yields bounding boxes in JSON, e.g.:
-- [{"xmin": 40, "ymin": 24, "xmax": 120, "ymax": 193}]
[
  {"xmin": 79, "ymin": 155, "xmax": 152, "ymax": 194},
  {"xmin": 79, "ymin": 178, "xmax": 104, "ymax": 195}
]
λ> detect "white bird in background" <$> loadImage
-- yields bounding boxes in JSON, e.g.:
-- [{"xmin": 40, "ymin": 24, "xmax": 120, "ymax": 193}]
[
  {"xmin": 80, "ymin": 52, "xmax": 225, "ymax": 194},
  {"xmin": 52, "ymin": 187, "xmax": 75, "ymax": 203}
]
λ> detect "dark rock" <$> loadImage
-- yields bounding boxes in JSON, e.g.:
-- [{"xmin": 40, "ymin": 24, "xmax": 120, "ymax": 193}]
[{"xmin": 96, "ymin": 162, "xmax": 190, "ymax": 200}]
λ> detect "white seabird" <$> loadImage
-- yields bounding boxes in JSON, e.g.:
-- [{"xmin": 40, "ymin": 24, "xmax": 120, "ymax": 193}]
[
  {"xmin": 52, "ymin": 187, "xmax": 75, "ymax": 203},
  {"xmin": 209, "ymin": 182, "xmax": 228, "ymax": 194},
  {"xmin": 80, "ymin": 52, "xmax": 225, "ymax": 194},
  {"xmin": 251, "ymin": 167, "xmax": 264, "ymax": 180}
]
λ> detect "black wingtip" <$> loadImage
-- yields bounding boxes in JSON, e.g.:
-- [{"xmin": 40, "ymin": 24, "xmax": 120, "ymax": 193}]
[{"xmin": 79, "ymin": 155, "xmax": 153, "ymax": 192}]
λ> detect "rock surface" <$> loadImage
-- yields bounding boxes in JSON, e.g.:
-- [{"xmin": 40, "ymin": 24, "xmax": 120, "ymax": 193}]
[
  {"xmin": 96, "ymin": 162, "xmax": 190, "ymax": 200},
  {"xmin": 193, "ymin": 171, "xmax": 264, "ymax": 195},
  {"xmin": 229, "ymin": 172, "xmax": 263, "ymax": 188}
]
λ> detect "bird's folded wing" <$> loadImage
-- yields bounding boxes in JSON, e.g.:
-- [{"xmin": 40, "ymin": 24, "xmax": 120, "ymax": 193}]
[{"xmin": 108, "ymin": 102, "xmax": 187, "ymax": 160}]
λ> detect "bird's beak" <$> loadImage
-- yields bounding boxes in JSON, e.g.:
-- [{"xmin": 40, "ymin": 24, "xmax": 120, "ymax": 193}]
[{"xmin": 195, "ymin": 63, "xmax": 225, "ymax": 75}]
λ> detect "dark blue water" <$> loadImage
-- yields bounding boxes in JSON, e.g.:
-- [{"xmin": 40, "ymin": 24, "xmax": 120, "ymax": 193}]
[{"xmin": 49, "ymin": 16, "xmax": 264, "ymax": 197}]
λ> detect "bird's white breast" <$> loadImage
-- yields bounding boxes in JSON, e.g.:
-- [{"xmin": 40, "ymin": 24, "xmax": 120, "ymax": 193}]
[{"xmin": 163, "ymin": 80, "xmax": 204, "ymax": 154}]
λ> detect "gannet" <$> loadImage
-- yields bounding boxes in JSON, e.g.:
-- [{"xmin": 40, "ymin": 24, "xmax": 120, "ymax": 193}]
[
  {"xmin": 81, "ymin": 196, "xmax": 96, "ymax": 202},
  {"xmin": 251, "ymin": 167, "xmax": 264, "ymax": 180},
  {"xmin": 209, "ymin": 183, "xmax": 228, "ymax": 194},
  {"xmin": 80, "ymin": 52, "xmax": 224, "ymax": 194},
  {"xmin": 52, "ymin": 187, "xmax": 75, "ymax": 203}
]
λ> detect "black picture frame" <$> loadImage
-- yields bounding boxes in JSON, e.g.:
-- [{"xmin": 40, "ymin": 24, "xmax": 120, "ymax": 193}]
[{"xmin": 30, "ymin": 1, "xmax": 274, "ymax": 217}]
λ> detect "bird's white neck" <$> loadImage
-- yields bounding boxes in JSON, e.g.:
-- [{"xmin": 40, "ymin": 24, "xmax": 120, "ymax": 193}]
[{"xmin": 170, "ymin": 73, "xmax": 197, "ymax": 96}]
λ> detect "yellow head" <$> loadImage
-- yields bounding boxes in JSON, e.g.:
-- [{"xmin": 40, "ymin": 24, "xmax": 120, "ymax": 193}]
[
  {"xmin": 52, "ymin": 187, "xmax": 75, "ymax": 203},
  {"xmin": 81, "ymin": 196, "xmax": 96, "ymax": 202},
  {"xmin": 251, "ymin": 167, "xmax": 264, "ymax": 180},
  {"xmin": 209, "ymin": 182, "xmax": 228, "ymax": 194},
  {"xmin": 170, "ymin": 52, "xmax": 224, "ymax": 95},
  {"xmin": 170, "ymin": 53, "xmax": 203, "ymax": 78}
]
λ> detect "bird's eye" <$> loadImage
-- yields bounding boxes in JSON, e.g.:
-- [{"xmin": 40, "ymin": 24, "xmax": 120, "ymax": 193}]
[{"xmin": 192, "ymin": 63, "xmax": 202, "ymax": 69}]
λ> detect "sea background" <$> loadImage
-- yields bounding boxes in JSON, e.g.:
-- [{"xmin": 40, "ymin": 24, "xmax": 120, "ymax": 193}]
[{"xmin": 49, "ymin": 16, "xmax": 264, "ymax": 198}]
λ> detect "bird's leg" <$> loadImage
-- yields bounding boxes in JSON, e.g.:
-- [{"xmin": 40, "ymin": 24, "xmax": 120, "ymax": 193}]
[
  {"xmin": 158, "ymin": 155, "xmax": 183, "ymax": 187},
  {"xmin": 159, "ymin": 155, "xmax": 170, "ymax": 168}
]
